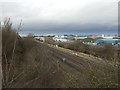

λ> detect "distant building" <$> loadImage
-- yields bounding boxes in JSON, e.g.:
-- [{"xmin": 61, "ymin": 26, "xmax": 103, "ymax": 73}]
[
  {"xmin": 53, "ymin": 38, "xmax": 71, "ymax": 42},
  {"xmin": 67, "ymin": 38, "xmax": 74, "ymax": 40},
  {"xmin": 103, "ymin": 37, "xmax": 113, "ymax": 39},
  {"xmin": 53, "ymin": 35, "xmax": 74, "ymax": 42},
  {"xmin": 102, "ymin": 34, "xmax": 105, "ymax": 37},
  {"xmin": 95, "ymin": 39, "xmax": 120, "ymax": 45},
  {"xmin": 101, "ymin": 34, "xmax": 113, "ymax": 39},
  {"xmin": 34, "ymin": 36, "xmax": 45, "ymax": 41},
  {"xmin": 54, "ymin": 35, "xmax": 67, "ymax": 38},
  {"xmin": 74, "ymin": 36, "xmax": 87, "ymax": 40},
  {"xmin": 88, "ymin": 37, "xmax": 100, "ymax": 39}
]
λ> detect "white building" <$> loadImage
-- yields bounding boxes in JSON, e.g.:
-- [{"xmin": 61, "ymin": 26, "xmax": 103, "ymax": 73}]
[
  {"xmin": 74, "ymin": 36, "xmax": 87, "ymax": 40},
  {"xmin": 101, "ymin": 34, "xmax": 113, "ymax": 39},
  {"xmin": 103, "ymin": 37, "xmax": 113, "ymax": 39},
  {"xmin": 53, "ymin": 38, "xmax": 69, "ymax": 42}
]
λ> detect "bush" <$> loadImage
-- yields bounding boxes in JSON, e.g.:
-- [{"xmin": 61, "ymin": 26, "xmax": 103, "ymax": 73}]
[
  {"xmin": 57, "ymin": 41, "xmax": 119, "ymax": 62},
  {"xmin": 2, "ymin": 18, "xmax": 65, "ymax": 88}
]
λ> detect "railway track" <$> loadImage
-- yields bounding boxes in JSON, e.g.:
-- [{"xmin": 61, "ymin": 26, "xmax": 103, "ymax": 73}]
[
  {"xmin": 36, "ymin": 42, "xmax": 118, "ymax": 74},
  {"xmin": 35, "ymin": 40, "xmax": 118, "ymax": 73}
]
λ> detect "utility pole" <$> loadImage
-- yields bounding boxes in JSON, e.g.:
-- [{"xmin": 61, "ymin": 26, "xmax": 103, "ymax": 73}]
[{"xmin": 57, "ymin": 61, "xmax": 60, "ymax": 71}]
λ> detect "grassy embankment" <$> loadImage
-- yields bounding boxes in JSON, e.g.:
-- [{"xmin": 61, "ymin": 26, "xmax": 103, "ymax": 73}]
[
  {"xmin": 2, "ymin": 18, "xmax": 119, "ymax": 88},
  {"xmin": 49, "ymin": 40, "xmax": 120, "ymax": 63},
  {"xmin": 2, "ymin": 18, "xmax": 67, "ymax": 88}
]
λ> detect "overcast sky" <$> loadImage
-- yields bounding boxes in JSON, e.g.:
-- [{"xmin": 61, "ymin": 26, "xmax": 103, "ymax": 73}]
[{"xmin": 0, "ymin": 0, "xmax": 119, "ymax": 35}]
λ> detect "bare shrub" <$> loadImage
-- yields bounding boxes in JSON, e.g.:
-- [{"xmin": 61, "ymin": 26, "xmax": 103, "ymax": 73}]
[
  {"xmin": 2, "ymin": 18, "xmax": 65, "ymax": 88},
  {"xmin": 57, "ymin": 41, "xmax": 119, "ymax": 62}
]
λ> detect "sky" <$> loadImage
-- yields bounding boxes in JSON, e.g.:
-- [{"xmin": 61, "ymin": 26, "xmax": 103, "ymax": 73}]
[{"xmin": 0, "ymin": 0, "xmax": 119, "ymax": 36}]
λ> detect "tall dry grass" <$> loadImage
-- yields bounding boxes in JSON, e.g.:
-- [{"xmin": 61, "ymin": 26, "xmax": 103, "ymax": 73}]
[{"xmin": 2, "ymin": 18, "xmax": 64, "ymax": 88}]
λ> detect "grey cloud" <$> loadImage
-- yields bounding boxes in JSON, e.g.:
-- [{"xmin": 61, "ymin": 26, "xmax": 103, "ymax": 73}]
[{"xmin": 0, "ymin": 0, "xmax": 118, "ymax": 35}]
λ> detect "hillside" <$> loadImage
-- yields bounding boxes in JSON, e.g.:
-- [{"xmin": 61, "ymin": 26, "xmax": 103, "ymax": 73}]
[{"xmin": 2, "ymin": 19, "xmax": 119, "ymax": 88}]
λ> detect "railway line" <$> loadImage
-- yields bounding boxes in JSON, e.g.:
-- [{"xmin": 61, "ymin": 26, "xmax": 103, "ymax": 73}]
[
  {"xmin": 35, "ymin": 41, "xmax": 119, "ymax": 87},
  {"xmin": 36, "ymin": 41, "xmax": 118, "ymax": 74}
]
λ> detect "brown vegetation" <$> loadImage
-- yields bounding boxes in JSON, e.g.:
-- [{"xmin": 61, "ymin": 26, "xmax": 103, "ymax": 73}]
[
  {"xmin": 2, "ymin": 18, "xmax": 119, "ymax": 88},
  {"xmin": 55, "ymin": 41, "xmax": 120, "ymax": 62},
  {"xmin": 2, "ymin": 18, "xmax": 65, "ymax": 88}
]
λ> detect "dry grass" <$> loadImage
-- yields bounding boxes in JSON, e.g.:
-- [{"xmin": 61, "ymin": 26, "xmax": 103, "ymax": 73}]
[
  {"xmin": 2, "ymin": 18, "xmax": 65, "ymax": 88},
  {"xmin": 2, "ymin": 18, "xmax": 119, "ymax": 88}
]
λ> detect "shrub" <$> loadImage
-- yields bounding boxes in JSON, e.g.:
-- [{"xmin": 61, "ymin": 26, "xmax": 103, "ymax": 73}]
[
  {"xmin": 57, "ymin": 41, "xmax": 119, "ymax": 62},
  {"xmin": 2, "ymin": 18, "xmax": 65, "ymax": 88}
]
